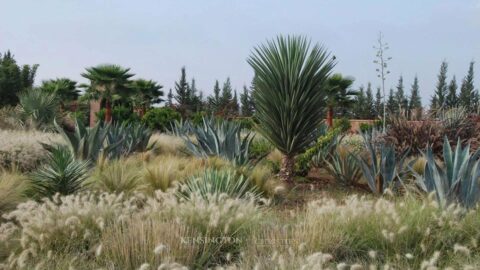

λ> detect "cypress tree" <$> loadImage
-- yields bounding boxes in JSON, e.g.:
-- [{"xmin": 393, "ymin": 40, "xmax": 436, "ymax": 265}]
[
  {"xmin": 395, "ymin": 76, "xmax": 408, "ymax": 116},
  {"xmin": 353, "ymin": 86, "xmax": 366, "ymax": 118},
  {"xmin": 374, "ymin": 87, "xmax": 383, "ymax": 118},
  {"xmin": 365, "ymin": 83, "xmax": 375, "ymax": 119},
  {"xmin": 207, "ymin": 80, "xmax": 221, "ymax": 114},
  {"xmin": 458, "ymin": 61, "xmax": 476, "ymax": 111},
  {"xmin": 433, "ymin": 61, "xmax": 448, "ymax": 109},
  {"xmin": 166, "ymin": 88, "xmax": 173, "ymax": 107},
  {"xmin": 409, "ymin": 76, "xmax": 422, "ymax": 119},
  {"xmin": 220, "ymin": 78, "xmax": 234, "ymax": 116},
  {"xmin": 240, "ymin": 85, "xmax": 254, "ymax": 116},
  {"xmin": 174, "ymin": 67, "xmax": 190, "ymax": 115},
  {"xmin": 445, "ymin": 76, "xmax": 458, "ymax": 108},
  {"xmin": 387, "ymin": 88, "xmax": 396, "ymax": 114}
]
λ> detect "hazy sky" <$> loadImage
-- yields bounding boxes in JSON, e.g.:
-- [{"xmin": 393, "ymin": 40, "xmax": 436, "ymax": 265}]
[{"xmin": 1, "ymin": 0, "xmax": 479, "ymax": 105}]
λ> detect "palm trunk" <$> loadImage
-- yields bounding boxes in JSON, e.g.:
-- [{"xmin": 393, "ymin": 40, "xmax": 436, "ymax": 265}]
[
  {"xmin": 376, "ymin": 174, "xmax": 383, "ymax": 194},
  {"xmin": 326, "ymin": 106, "xmax": 334, "ymax": 128},
  {"xmin": 105, "ymin": 99, "xmax": 112, "ymax": 123},
  {"xmin": 280, "ymin": 155, "xmax": 295, "ymax": 184}
]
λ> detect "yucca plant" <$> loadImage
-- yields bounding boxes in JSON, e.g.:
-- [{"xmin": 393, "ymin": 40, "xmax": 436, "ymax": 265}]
[
  {"xmin": 324, "ymin": 145, "xmax": 362, "ymax": 186},
  {"xmin": 248, "ymin": 35, "xmax": 335, "ymax": 183},
  {"xmin": 356, "ymin": 131, "xmax": 410, "ymax": 194},
  {"xmin": 170, "ymin": 118, "xmax": 194, "ymax": 136},
  {"xmin": 415, "ymin": 137, "xmax": 480, "ymax": 208},
  {"xmin": 29, "ymin": 146, "xmax": 90, "ymax": 198},
  {"xmin": 178, "ymin": 169, "xmax": 261, "ymax": 201},
  {"xmin": 17, "ymin": 88, "xmax": 59, "ymax": 130},
  {"xmin": 180, "ymin": 117, "xmax": 254, "ymax": 166}
]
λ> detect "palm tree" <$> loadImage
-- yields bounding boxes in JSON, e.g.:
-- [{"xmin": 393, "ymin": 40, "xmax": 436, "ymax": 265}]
[
  {"xmin": 325, "ymin": 74, "xmax": 357, "ymax": 127},
  {"xmin": 40, "ymin": 78, "xmax": 80, "ymax": 111},
  {"xmin": 247, "ymin": 35, "xmax": 335, "ymax": 184},
  {"xmin": 81, "ymin": 64, "xmax": 134, "ymax": 123},
  {"xmin": 129, "ymin": 79, "xmax": 164, "ymax": 117}
]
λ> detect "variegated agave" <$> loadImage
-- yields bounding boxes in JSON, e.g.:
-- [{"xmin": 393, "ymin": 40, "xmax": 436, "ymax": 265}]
[
  {"xmin": 415, "ymin": 137, "xmax": 480, "ymax": 208},
  {"xmin": 179, "ymin": 117, "xmax": 254, "ymax": 166},
  {"xmin": 356, "ymin": 131, "xmax": 410, "ymax": 194}
]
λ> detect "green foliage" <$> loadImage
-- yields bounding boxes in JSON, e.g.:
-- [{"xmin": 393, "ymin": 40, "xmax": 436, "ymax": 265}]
[
  {"xmin": 40, "ymin": 78, "xmax": 79, "ymax": 103},
  {"xmin": 142, "ymin": 107, "xmax": 181, "ymax": 132},
  {"xmin": 96, "ymin": 106, "xmax": 140, "ymax": 124},
  {"xmin": 415, "ymin": 137, "xmax": 480, "ymax": 208},
  {"xmin": 249, "ymin": 137, "xmax": 274, "ymax": 161},
  {"xmin": 29, "ymin": 146, "xmax": 90, "ymax": 198},
  {"xmin": 324, "ymin": 145, "xmax": 362, "ymax": 186},
  {"xmin": 0, "ymin": 51, "xmax": 39, "ymax": 106},
  {"xmin": 180, "ymin": 117, "xmax": 254, "ymax": 166},
  {"xmin": 179, "ymin": 169, "xmax": 261, "ymax": 201},
  {"xmin": 106, "ymin": 122, "xmax": 154, "ymax": 159},
  {"xmin": 247, "ymin": 35, "xmax": 335, "ymax": 157},
  {"xmin": 332, "ymin": 117, "xmax": 351, "ymax": 132},
  {"xmin": 356, "ymin": 132, "xmax": 410, "ymax": 194},
  {"xmin": 233, "ymin": 117, "xmax": 255, "ymax": 130},
  {"xmin": 296, "ymin": 124, "xmax": 341, "ymax": 175},
  {"xmin": 48, "ymin": 120, "xmax": 118, "ymax": 162},
  {"xmin": 18, "ymin": 88, "xmax": 59, "ymax": 130},
  {"xmin": 89, "ymin": 160, "xmax": 142, "ymax": 194}
]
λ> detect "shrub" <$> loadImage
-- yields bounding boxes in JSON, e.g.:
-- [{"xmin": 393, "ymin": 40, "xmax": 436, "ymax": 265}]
[
  {"xmin": 178, "ymin": 169, "xmax": 262, "ymax": 201},
  {"xmin": 0, "ymin": 106, "xmax": 20, "ymax": 130},
  {"xmin": 88, "ymin": 159, "xmax": 143, "ymax": 195},
  {"xmin": 0, "ymin": 129, "xmax": 63, "ymax": 171},
  {"xmin": 233, "ymin": 117, "xmax": 255, "ymax": 130},
  {"xmin": 333, "ymin": 117, "xmax": 351, "ymax": 133},
  {"xmin": 384, "ymin": 117, "xmax": 444, "ymax": 156},
  {"xmin": 249, "ymin": 137, "xmax": 274, "ymax": 161},
  {"xmin": 17, "ymin": 88, "xmax": 59, "ymax": 131},
  {"xmin": 29, "ymin": 146, "xmax": 90, "ymax": 198},
  {"xmin": 142, "ymin": 107, "xmax": 181, "ymax": 132},
  {"xmin": 0, "ymin": 171, "xmax": 27, "ymax": 219}
]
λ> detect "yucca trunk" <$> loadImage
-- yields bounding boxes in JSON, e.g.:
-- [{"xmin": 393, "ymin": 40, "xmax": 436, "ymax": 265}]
[
  {"xmin": 326, "ymin": 106, "xmax": 334, "ymax": 128},
  {"xmin": 105, "ymin": 99, "xmax": 112, "ymax": 123},
  {"xmin": 376, "ymin": 174, "xmax": 383, "ymax": 194},
  {"xmin": 280, "ymin": 155, "xmax": 295, "ymax": 183}
]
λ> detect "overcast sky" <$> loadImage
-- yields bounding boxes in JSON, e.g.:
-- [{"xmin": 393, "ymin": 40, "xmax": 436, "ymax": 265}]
[{"xmin": 1, "ymin": 0, "xmax": 479, "ymax": 105}]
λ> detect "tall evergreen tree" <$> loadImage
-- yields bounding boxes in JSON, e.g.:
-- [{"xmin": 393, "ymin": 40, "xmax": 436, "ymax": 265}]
[
  {"xmin": 365, "ymin": 83, "xmax": 375, "ymax": 119},
  {"xmin": 166, "ymin": 89, "xmax": 173, "ymax": 107},
  {"xmin": 387, "ymin": 88, "xmax": 396, "ymax": 114},
  {"xmin": 409, "ymin": 75, "xmax": 422, "ymax": 119},
  {"xmin": 207, "ymin": 80, "xmax": 222, "ymax": 114},
  {"xmin": 353, "ymin": 86, "xmax": 366, "ymax": 118},
  {"xmin": 174, "ymin": 67, "xmax": 190, "ymax": 115},
  {"xmin": 240, "ymin": 85, "xmax": 254, "ymax": 116},
  {"xmin": 432, "ymin": 61, "xmax": 448, "ymax": 109},
  {"xmin": 445, "ymin": 76, "xmax": 458, "ymax": 108},
  {"xmin": 458, "ymin": 61, "xmax": 476, "ymax": 111},
  {"xmin": 374, "ymin": 87, "xmax": 383, "ymax": 117},
  {"xmin": 395, "ymin": 76, "xmax": 408, "ymax": 116},
  {"xmin": 0, "ymin": 51, "xmax": 39, "ymax": 106}
]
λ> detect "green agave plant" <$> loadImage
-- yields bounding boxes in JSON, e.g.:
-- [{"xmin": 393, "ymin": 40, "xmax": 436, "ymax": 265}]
[
  {"xmin": 47, "ymin": 120, "xmax": 120, "ymax": 162},
  {"xmin": 180, "ymin": 117, "xmax": 254, "ymax": 166},
  {"xmin": 324, "ymin": 145, "xmax": 362, "ymax": 186},
  {"xmin": 415, "ymin": 137, "xmax": 480, "ymax": 208},
  {"xmin": 106, "ymin": 122, "xmax": 154, "ymax": 159},
  {"xmin": 29, "ymin": 146, "xmax": 90, "ymax": 198},
  {"xmin": 178, "ymin": 169, "xmax": 261, "ymax": 201},
  {"xmin": 356, "ymin": 131, "xmax": 410, "ymax": 194}
]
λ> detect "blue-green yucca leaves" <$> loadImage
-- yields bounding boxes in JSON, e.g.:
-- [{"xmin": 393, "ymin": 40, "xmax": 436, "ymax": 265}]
[
  {"xmin": 324, "ymin": 144, "xmax": 362, "ymax": 186},
  {"xmin": 106, "ymin": 122, "xmax": 154, "ymax": 159},
  {"xmin": 170, "ymin": 118, "xmax": 194, "ymax": 136},
  {"xmin": 356, "ymin": 131, "xmax": 410, "ymax": 194},
  {"xmin": 178, "ymin": 169, "xmax": 262, "ymax": 201},
  {"xmin": 416, "ymin": 137, "xmax": 480, "ymax": 208},
  {"xmin": 29, "ymin": 146, "xmax": 90, "ymax": 198},
  {"xmin": 247, "ymin": 35, "xmax": 335, "ymax": 182},
  {"xmin": 181, "ymin": 117, "xmax": 254, "ymax": 166}
]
